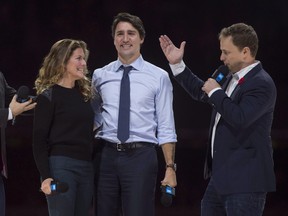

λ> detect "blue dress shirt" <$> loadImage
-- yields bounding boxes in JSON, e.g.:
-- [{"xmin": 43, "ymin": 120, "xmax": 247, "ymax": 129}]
[{"xmin": 92, "ymin": 55, "xmax": 177, "ymax": 145}]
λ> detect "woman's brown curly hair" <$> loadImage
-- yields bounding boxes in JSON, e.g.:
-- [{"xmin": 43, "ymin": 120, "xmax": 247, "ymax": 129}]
[{"xmin": 34, "ymin": 39, "xmax": 92, "ymax": 101}]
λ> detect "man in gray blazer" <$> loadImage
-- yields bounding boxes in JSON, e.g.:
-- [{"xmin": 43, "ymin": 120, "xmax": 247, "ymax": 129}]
[
  {"xmin": 159, "ymin": 23, "xmax": 276, "ymax": 216},
  {"xmin": 0, "ymin": 71, "xmax": 36, "ymax": 216}
]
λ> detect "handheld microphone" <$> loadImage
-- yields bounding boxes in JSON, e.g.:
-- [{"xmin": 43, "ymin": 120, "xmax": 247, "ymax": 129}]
[
  {"xmin": 160, "ymin": 185, "xmax": 175, "ymax": 207},
  {"xmin": 211, "ymin": 65, "xmax": 229, "ymax": 86},
  {"xmin": 16, "ymin": 85, "xmax": 30, "ymax": 103},
  {"xmin": 50, "ymin": 181, "xmax": 69, "ymax": 195},
  {"xmin": 201, "ymin": 65, "xmax": 229, "ymax": 101},
  {"xmin": 15, "ymin": 85, "xmax": 37, "ymax": 103}
]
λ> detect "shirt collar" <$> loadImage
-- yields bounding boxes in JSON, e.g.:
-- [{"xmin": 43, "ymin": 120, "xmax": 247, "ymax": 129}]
[
  {"xmin": 234, "ymin": 61, "xmax": 260, "ymax": 80},
  {"xmin": 115, "ymin": 55, "xmax": 144, "ymax": 72}
]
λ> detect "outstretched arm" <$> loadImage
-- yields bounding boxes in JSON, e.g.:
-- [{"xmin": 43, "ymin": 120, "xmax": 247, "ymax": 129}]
[{"xmin": 159, "ymin": 35, "xmax": 186, "ymax": 65}]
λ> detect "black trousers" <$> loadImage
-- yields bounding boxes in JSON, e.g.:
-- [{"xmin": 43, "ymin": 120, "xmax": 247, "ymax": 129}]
[{"xmin": 93, "ymin": 141, "xmax": 158, "ymax": 216}]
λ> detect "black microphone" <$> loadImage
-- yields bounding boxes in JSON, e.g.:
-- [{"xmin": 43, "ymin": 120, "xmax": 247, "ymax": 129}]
[
  {"xmin": 160, "ymin": 185, "xmax": 175, "ymax": 207},
  {"xmin": 211, "ymin": 65, "xmax": 229, "ymax": 86},
  {"xmin": 201, "ymin": 65, "xmax": 229, "ymax": 101},
  {"xmin": 16, "ymin": 85, "xmax": 30, "ymax": 103},
  {"xmin": 50, "ymin": 181, "xmax": 69, "ymax": 195},
  {"xmin": 12, "ymin": 86, "xmax": 30, "ymax": 125}
]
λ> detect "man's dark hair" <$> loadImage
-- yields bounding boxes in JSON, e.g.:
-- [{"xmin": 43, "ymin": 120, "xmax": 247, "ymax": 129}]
[{"xmin": 111, "ymin": 12, "xmax": 146, "ymax": 40}]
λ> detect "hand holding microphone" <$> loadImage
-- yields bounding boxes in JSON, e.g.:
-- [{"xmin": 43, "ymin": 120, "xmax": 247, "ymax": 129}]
[
  {"xmin": 201, "ymin": 65, "xmax": 229, "ymax": 100},
  {"xmin": 202, "ymin": 65, "xmax": 229, "ymax": 93},
  {"xmin": 10, "ymin": 85, "xmax": 37, "ymax": 125},
  {"xmin": 210, "ymin": 65, "xmax": 230, "ymax": 86},
  {"xmin": 160, "ymin": 164, "xmax": 177, "ymax": 207},
  {"xmin": 40, "ymin": 178, "xmax": 69, "ymax": 195}
]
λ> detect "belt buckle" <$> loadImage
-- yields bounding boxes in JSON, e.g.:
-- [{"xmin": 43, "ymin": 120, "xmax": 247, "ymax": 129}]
[{"xmin": 116, "ymin": 143, "xmax": 125, "ymax": 152}]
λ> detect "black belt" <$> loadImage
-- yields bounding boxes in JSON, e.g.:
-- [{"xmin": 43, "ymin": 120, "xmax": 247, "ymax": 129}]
[{"xmin": 104, "ymin": 141, "xmax": 155, "ymax": 152}]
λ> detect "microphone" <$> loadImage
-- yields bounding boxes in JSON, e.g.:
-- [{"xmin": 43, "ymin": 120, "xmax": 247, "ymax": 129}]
[
  {"xmin": 211, "ymin": 65, "xmax": 229, "ymax": 86},
  {"xmin": 16, "ymin": 85, "xmax": 30, "ymax": 103},
  {"xmin": 160, "ymin": 185, "xmax": 175, "ymax": 207},
  {"xmin": 12, "ymin": 86, "xmax": 37, "ymax": 125},
  {"xmin": 50, "ymin": 181, "xmax": 69, "ymax": 195},
  {"xmin": 201, "ymin": 65, "xmax": 229, "ymax": 101},
  {"xmin": 12, "ymin": 86, "xmax": 30, "ymax": 125}
]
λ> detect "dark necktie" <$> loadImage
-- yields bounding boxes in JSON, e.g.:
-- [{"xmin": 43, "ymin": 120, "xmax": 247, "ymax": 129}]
[{"xmin": 117, "ymin": 66, "xmax": 132, "ymax": 143}]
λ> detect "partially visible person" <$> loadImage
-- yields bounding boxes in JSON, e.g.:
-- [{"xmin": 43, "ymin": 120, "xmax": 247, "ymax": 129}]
[
  {"xmin": 159, "ymin": 23, "xmax": 276, "ymax": 216},
  {"xmin": 92, "ymin": 12, "xmax": 177, "ymax": 216},
  {"xmin": 0, "ymin": 72, "xmax": 36, "ymax": 216},
  {"xmin": 32, "ymin": 39, "xmax": 94, "ymax": 216}
]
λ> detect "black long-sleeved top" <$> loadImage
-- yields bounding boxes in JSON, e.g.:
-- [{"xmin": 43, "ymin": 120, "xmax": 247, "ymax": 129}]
[{"xmin": 33, "ymin": 85, "xmax": 94, "ymax": 180}]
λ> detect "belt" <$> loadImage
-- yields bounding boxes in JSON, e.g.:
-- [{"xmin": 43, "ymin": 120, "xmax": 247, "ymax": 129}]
[{"xmin": 104, "ymin": 141, "xmax": 155, "ymax": 152}]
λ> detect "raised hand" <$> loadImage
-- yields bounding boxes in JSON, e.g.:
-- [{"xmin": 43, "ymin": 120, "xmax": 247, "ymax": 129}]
[{"xmin": 159, "ymin": 35, "xmax": 186, "ymax": 65}]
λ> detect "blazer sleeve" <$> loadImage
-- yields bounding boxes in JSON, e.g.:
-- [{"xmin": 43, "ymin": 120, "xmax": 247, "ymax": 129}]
[
  {"xmin": 0, "ymin": 109, "xmax": 8, "ymax": 128},
  {"xmin": 0, "ymin": 71, "xmax": 15, "ymax": 128},
  {"xmin": 174, "ymin": 66, "xmax": 206, "ymax": 102}
]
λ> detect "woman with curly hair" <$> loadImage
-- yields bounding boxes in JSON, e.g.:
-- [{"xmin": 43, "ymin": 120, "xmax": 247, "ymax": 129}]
[{"xmin": 33, "ymin": 39, "xmax": 94, "ymax": 216}]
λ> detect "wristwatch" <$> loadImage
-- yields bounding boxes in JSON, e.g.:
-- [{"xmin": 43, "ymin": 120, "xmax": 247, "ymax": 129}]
[{"xmin": 166, "ymin": 163, "xmax": 177, "ymax": 172}]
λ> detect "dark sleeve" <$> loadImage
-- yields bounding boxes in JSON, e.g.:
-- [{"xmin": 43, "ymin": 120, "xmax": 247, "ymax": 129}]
[
  {"xmin": 1, "ymin": 72, "xmax": 16, "ymax": 105},
  {"xmin": 174, "ymin": 66, "xmax": 206, "ymax": 102},
  {"xmin": 0, "ymin": 71, "xmax": 16, "ymax": 127},
  {"xmin": 0, "ymin": 109, "xmax": 8, "ymax": 127},
  {"xmin": 32, "ymin": 92, "xmax": 54, "ymax": 180}
]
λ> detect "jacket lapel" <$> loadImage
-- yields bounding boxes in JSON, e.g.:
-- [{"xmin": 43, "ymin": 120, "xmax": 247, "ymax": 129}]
[{"xmin": 230, "ymin": 83, "xmax": 241, "ymax": 99}]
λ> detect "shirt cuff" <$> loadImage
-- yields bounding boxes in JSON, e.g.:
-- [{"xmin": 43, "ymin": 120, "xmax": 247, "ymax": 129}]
[
  {"xmin": 208, "ymin": 87, "xmax": 222, "ymax": 97},
  {"xmin": 8, "ymin": 108, "xmax": 13, "ymax": 120},
  {"xmin": 169, "ymin": 60, "xmax": 186, "ymax": 76}
]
